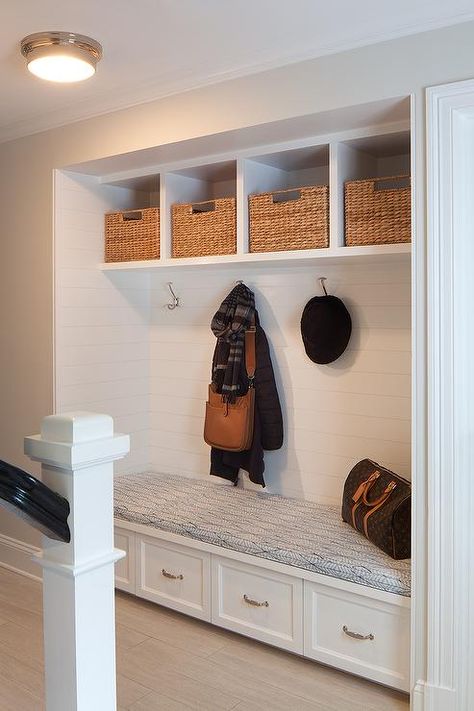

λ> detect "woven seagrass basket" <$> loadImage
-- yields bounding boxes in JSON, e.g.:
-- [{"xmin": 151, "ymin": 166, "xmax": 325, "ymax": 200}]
[
  {"xmin": 344, "ymin": 175, "xmax": 411, "ymax": 246},
  {"xmin": 105, "ymin": 207, "xmax": 160, "ymax": 262},
  {"xmin": 249, "ymin": 185, "xmax": 329, "ymax": 253},
  {"xmin": 171, "ymin": 198, "xmax": 236, "ymax": 258}
]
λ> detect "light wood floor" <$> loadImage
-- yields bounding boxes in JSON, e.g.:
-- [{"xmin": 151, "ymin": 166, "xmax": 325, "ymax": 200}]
[{"xmin": 0, "ymin": 566, "xmax": 409, "ymax": 710}]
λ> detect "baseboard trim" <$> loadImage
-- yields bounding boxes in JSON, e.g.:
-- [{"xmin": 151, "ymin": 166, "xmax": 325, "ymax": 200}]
[
  {"xmin": 0, "ymin": 532, "xmax": 42, "ymax": 581},
  {"xmin": 413, "ymin": 680, "xmax": 458, "ymax": 711},
  {"xmin": 424, "ymin": 682, "xmax": 456, "ymax": 711},
  {"xmin": 412, "ymin": 681, "xmax": 426, "ymax": 711}
]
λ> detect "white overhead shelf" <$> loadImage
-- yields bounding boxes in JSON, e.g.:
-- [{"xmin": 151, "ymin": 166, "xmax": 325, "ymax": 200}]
[
  {"xmin": 101, "ymin": 243, "xmax": 410, "ymax": 271},
  {"xmin": 59, "ymin": 97, "xmax": 412, "ymax": 274},
  {"xmin": 99, "ymin": 127, "xmax": 411, "ymax": 271}
]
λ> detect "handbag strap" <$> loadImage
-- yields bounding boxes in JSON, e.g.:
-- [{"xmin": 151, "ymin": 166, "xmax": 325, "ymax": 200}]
[
  {"xmin": 362, "ymin": 480, "xmax": 397, "ymax": 507},
  {"xmin": 352, "ymin": 470, "xmax": 380, "ymax": 504},
  {"xmin": 362, "ymin": 482, "xmax": 397, "ymax": 538},
  {"xmin": 244, "ymin": 315, "xmax": 256, "ymax": 386}
]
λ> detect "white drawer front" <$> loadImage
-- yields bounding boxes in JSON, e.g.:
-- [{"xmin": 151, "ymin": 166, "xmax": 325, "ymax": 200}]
[
  {"xmin": 137, "ymin": 535, "xmax": 210, "ymax": 621},
  {"xmin": 114, "ymin": 528, "xmax": 136, "ymax": 593},
  {"xmin": 212, "ymin": 556, "xmax": 303, "ymax": 653},
  {"xmin": 304, "ymin": 581, "xmax": 410, "ymax": 691}
]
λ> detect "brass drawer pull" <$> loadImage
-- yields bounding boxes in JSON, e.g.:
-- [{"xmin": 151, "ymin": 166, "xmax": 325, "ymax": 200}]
[
  {"xmin": 243, "ymin": 594, "xmax": 269, "ymax": 608},
  {"xmin": 161, "ymin": 568, "xmax": 184, "ymax": 581},
  {"xmin": 342, "ymin": 625, "xmax": 374, "ymax": 641}
]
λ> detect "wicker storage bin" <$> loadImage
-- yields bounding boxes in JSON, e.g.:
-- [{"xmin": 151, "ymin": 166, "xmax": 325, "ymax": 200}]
[
  {"xmin": 344, "ymin": 175, "xmax": 411, "ymax": 246},
  {"xmin": 249, "ymin": 185, "xmax": 329, "ymax": 253},
  {"xmin": 105, "ymin": 207, "xmax": 160, "ymax": 262},
  {"xmin": 172, "ymin": 198, "xmax": 236, "ymax": 258}
]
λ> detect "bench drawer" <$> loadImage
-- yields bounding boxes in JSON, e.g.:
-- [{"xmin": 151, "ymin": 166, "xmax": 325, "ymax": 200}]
[
  {"xmin": 137, "ymin": 535, "xmax": 211, "ymax": 621},
  {"xmin": 304, "ymin": 581, "xmax": 410, "ymax": 691},
  {"xmin": 114, "ymin": 527, "xmax": 136, "ymax": 593},
  {"xmin": 212, "ymin": 556, "xmax": 303, "ymax": 653}
]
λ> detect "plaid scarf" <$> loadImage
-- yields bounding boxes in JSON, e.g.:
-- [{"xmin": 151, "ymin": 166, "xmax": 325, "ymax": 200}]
[{"xmin": 211, "ymin": 283, "xmax": 255, "ymax": 402}]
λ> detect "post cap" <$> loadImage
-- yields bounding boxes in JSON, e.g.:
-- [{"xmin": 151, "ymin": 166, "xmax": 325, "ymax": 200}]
[{"xmin": 41, "ymin": 412, "xmax": 114, "ymax": 444}]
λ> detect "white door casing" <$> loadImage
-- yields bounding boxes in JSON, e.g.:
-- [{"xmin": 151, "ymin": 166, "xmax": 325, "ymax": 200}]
[{"xmin": 423, "ymin": 78, "xmax": 474, "ymax": 711}]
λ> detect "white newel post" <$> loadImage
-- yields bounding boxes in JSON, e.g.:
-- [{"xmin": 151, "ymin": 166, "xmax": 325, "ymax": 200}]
[{"xmin": 24, "ymin": 412, "xmax": 130, "ymax": 711}]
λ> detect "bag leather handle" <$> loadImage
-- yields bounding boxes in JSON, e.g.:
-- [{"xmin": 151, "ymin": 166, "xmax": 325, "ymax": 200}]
[
  {"xmin": 351, "ymin": 474, "xmax": 397, "ymax": 531},
  {"xmin": 362, "ymin": 482, "xmax": 397, "ymax": 537},
  {"xmin": 362, "ymin": 480, "xmax": 397, "ymax": 507},
  {"xmin": 352, "ymin": 471, "xmax": 380, "ymax": 504},
  {"xmin": 352, "ymin": 470, "xmax": 397, "ymax": 507}
]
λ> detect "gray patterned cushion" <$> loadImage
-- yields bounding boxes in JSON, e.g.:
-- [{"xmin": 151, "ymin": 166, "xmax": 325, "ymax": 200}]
[{"xmin": 114, "ymin": 472, "xmax": 411, "ymax": 597}]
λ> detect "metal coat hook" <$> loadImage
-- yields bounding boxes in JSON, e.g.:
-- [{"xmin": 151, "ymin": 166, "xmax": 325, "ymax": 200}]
[
  {"xmin": 319, "ymin": 277, "xmax": 328, "ymax": 296},
  {"xmin": 166, "ymin": 282, "xmax": 180, "ymax": 310}
]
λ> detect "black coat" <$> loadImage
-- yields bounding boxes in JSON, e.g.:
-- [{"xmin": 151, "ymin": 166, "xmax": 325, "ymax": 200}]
[{"xmin": 210, "ymin": 316, "xmax": 283, "ymax": 487}]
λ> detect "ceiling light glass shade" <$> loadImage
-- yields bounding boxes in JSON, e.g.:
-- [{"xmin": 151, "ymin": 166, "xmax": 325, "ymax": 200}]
[{"xmin": 21, "ymin": 32, "xmax": 102, "ymax": 83}]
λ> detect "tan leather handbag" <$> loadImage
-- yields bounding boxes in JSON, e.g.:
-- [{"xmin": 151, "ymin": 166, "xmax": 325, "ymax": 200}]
[{"xmin": 204, "ymin": 326, "xmax": 256, "ymax": 452}]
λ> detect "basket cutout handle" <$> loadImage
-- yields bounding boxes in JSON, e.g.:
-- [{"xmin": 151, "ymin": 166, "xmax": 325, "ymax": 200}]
[
  {"xmin": 192, "ymin": 201, "xmax": 216, "ymax": 214},
  {"xmin": 272, "ymin": 189, "xmax": 301, "ymax": 204},
  {"xmin": 374, "ymin": 176, "xmax": 410, "ymax": 191},
  {"xmin": 121, "ymin": 210, "xmax": 144, "ymax": 221}
]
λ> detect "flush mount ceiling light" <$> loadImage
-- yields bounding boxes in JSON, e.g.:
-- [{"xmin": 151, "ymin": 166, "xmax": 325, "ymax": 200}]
[{"xmin": 20, "ymin": 32, "xmax": 102, "ymax": 83}]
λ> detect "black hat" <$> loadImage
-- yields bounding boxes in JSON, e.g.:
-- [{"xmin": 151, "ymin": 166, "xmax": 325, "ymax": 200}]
[{"xmin": 301, "ymin": 294, "xmax": 352, "ymax": 364}]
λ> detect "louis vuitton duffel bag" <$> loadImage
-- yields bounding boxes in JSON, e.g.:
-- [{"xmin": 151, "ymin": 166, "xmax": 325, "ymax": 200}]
[{"xmin": 342, "ymin": 458, "xmax": 411, "ymax": 559}]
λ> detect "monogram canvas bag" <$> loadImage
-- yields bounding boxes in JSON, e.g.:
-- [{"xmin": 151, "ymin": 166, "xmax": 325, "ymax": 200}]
[{"xmin": 342, "ymin": 459, "xmax": 411, "ymax": 559}]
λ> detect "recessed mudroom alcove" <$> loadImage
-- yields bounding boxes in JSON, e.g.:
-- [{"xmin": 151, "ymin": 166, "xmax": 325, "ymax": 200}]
[{"xmin": 53, "ymin": 94, "xmax": 413, "ymax": 692}]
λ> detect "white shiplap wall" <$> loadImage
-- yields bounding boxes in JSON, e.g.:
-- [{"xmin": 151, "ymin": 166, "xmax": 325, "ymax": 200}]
[
  {"xmin": 55, "ymin": 171, "xmax": 151, "ymax": 474},
  {"xmin": 55, "ymin": 171, "xmax": 411, "ymax": 503},
  {"xmin": 149, "ymin": 261, "xmax": 411, "ymax": 505}
]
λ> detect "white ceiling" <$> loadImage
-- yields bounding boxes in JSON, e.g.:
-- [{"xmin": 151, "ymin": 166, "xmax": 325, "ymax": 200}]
[{"xmin": 1, "ymin": 0, "xmax": 474, "ymax": 143}]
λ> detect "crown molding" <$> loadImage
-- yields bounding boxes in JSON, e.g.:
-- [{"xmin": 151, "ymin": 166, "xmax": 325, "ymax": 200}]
[{"xmin": 1, "ymin": 12, "xmax": 473, "ymax": 145}]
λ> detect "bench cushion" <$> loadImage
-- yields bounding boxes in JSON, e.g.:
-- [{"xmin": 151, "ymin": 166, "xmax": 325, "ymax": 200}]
[{"xmin": 114, "ymin": 472, "xmax": 410, "ymax": 597}]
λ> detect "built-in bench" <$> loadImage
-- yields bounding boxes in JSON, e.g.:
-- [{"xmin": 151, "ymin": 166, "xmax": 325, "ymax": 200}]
[{"xmin": 114, "ymin": 472, "xmax": 411, "ymax": 692}]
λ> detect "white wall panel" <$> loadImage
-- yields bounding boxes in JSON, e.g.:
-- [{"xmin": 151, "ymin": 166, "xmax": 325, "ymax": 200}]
[
  {"xmin": 58, "ymin": 325, "xmax": 149, "ymax": 348},
  {"xmin": 55, "ymin": 172, "xmax": 151, "ymax": 475},
  {"xmin": 149, "ymin": 261, "xmax": 411, "ymax": 504},
  {"xmin": 55, "ymin": 185, "xmax": 410, "ymax": 504}
]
